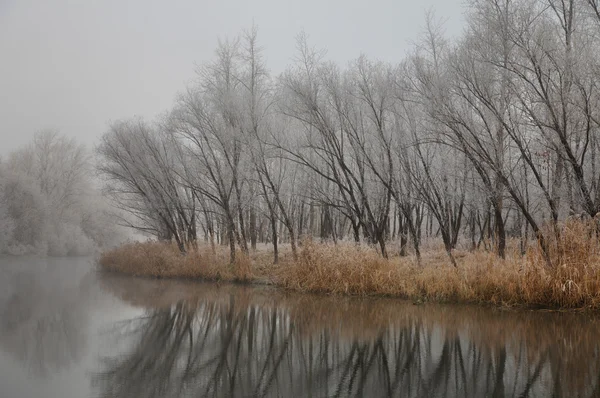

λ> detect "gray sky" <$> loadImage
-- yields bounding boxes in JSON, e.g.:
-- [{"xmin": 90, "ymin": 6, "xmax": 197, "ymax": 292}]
[{"xmin": 0, "ymin": 0, "xmax": 464, "ymax": 155}]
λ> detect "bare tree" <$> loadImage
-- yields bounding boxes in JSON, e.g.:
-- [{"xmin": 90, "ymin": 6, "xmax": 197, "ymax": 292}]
[
  {"xmin": 98, "ymin": 119, "xmax": 196, "ymax": 253},
  {"xmin": 280, "ymin": 34, "xmax": 392, "ymax": 257}
]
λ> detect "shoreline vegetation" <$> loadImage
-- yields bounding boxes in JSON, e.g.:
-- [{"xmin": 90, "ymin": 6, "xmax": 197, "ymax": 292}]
[{"xmin": 99, "ymin": 218, "xmax": 600, "ymax": 311}]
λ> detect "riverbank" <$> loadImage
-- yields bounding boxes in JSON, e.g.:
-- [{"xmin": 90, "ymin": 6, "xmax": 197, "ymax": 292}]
[{"xmin": 98, "ymin": 219, "xmax": 600, "ymax": 310}]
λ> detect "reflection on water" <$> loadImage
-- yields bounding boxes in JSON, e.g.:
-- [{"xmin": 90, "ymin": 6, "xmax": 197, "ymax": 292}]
[
  {"xmin": 94, "ymin": 276, "xmax": 600, "ymax": 398},
  {"xmin": 1, "ymin": 258, "xmax": 600, "ymax": 398},
  {"xmin": 0, "ymin": 257, "xmax": 93, "ymax": 378}
]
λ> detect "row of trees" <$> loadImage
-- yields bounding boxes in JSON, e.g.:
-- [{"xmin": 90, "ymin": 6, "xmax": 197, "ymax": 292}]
[
  {"xmin": 99, "ymin": 0, "xmax": 600, "ymax": 266},
  {"xmin": 0, "ymin": 131, "xmax": 123, "ymax": 255}
]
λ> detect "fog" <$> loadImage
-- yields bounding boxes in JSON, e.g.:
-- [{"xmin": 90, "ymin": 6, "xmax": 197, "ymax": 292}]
[{"xmin": 0, "ymin": 0, "xmax": 464, "ymax": 155}]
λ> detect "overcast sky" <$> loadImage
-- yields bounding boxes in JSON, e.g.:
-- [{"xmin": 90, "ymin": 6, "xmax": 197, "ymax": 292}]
[{"xmin": 0, "ymin": 0, "xmax": 465, "ymax": 155}]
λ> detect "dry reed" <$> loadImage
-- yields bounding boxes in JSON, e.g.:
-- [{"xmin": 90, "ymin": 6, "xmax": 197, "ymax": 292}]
[
  {"xmin": 98, "ymin": 240, "xmax": 253, "ymax": 282},
  {"xmin": 98, "ymin": 218, "xmax": 600, "ymax": 310}
]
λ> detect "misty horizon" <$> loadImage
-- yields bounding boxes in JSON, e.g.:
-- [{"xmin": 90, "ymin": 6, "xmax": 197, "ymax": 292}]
[{"xmin": 0, "ymin": 0, "xmax": 464, "ymax": 155}]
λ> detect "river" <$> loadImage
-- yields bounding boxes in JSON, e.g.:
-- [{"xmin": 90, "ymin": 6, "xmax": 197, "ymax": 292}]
[{"xmin": 0, "ymin": 256, "xmax": 599, "ymax": 397}]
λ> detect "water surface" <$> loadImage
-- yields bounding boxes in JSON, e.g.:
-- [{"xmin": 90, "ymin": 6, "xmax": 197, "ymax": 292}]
[{"xmin": 1, "ymin": 256, "xmax": 599, "ymax": 397}]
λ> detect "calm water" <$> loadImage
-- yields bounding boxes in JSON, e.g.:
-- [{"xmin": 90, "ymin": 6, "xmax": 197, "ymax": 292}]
[{"xmin": 1, "ymin": 257, "xmax": 600, "ymax": 397}]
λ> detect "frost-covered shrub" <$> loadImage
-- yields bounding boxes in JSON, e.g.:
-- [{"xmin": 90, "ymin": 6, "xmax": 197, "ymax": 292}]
[
  {"xmin": 46, "ymin": 222, "xmax": 96, "ymax": 256},
  {"xmin": 0, "ymin": 167, "xmax": 48, "ymax": 255},
  {"xmin": 0, "ymin": 131, "xmax": 126, "ymax": 256},
  {"xmin": 79, "ymin": 204, "xmax": 125, "ymax": 250},
  {"xmin": 0, "ymin": 186, "xmax": 14, "ymax": 253}
]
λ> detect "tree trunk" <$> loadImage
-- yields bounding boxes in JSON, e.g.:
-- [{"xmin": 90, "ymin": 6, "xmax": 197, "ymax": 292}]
[
  {"xmin": 494, "ymin": 203, "xmax": 506, "ymax": 259},
  {"xmin": 399, "ymin": 213, "xmax": 408, "ymax": 257},
  {"xmin": 250, "ymin": 207, "xmax": 257, "ymax": 251},
  {"xmin": 377, "ymin": 233, "xmax": 388, "ymax": 259},
  {"xmin": 352, "ymin": 221, "xmax": 361, "ymax": 243},
  {"xmin": 236, "ymin": 201, "xmax": 249, "ymax": 254},
  {"xmin": 227, "ymin": 214, "xmax": 237, "ymax": 264},
  {"xmin": 175, "ymin": 236, "xmax": 186, "ymax": 255},
  {"xmin": 271, "ymin": 214, "xmax": 278, "ymax": 265},
  {"xmin": 209, "ymin": 227, "xmax": 216, "ymax": 255}
]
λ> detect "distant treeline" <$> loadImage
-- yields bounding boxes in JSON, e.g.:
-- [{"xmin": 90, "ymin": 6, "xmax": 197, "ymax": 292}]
[{"xmin": 0, "ymin": 131, "xmax": 123, "ymax": 256}]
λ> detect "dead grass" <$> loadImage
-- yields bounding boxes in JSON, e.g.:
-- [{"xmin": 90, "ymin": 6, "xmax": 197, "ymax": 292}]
[
  {"xmin": 98, "ymin": 218, "xmax": 600, "ymax": 310},
  {"xmin": 98, "ymin": 240, "xmax": 253, "ymax": 283},
  {"xmin": 280, "ymin": 219, "xmax": 600, "ymax": 309}
]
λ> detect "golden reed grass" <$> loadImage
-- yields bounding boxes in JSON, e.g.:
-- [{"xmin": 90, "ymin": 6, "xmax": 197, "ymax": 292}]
[
  {"xmin": 98, "ymin": 218, "xmax": 600, "ymax": 309},
  {"xmin": 98, "ymin": 241, "xmax": 252, "ymax": 282}
]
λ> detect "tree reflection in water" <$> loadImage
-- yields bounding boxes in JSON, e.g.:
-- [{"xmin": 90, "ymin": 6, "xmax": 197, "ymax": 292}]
[
  {"xmin": 95, "ymin": 280, "xmax": 600, "ymax": 398},
  {"xmin": 0, "ymin": 259, "xmax": 92, "ymax": 378}
]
